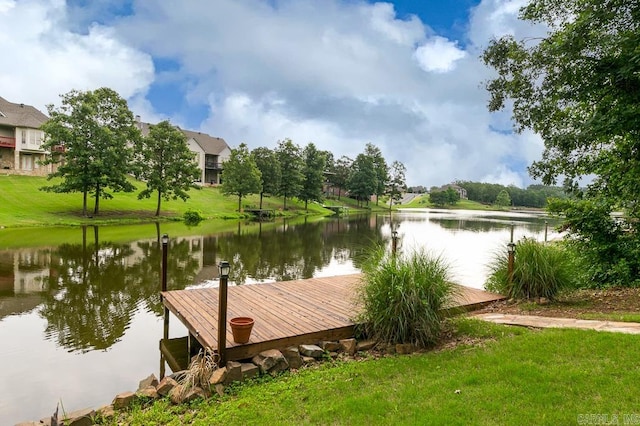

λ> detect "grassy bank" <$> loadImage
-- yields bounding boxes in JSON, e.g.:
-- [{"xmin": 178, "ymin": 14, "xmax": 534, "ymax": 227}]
[
  {"xmin": 401, "ymin": 195, "xmax": 497, "ymax": 211},
  {"xmin": 100, "ymin": 318, "xmax": 640, "ymax": 425},
  {"xmin": 0, "ymin": 175, "xmax": 380, "ymax": 228}
]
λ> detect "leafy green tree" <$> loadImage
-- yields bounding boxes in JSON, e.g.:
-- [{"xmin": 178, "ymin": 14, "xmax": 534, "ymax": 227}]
[
  {"xmin": 300, "ymin": 143, "xmax": 327, "ymax": 210},
  {"xmin": 387, "ymin": 160, "xmax": 407, "ymax": 211},
  {"xmin": 494, "ymin": 189, "xmax": 512, "ymax": 208},
  {"xmin": 252, "ymin": 147, "xmax": 281, "ymax": 209},
  {"xmin": 429, "ymin": 188, "xmax": 460, "ymax": 207},
  {"xmin": 135, "ymin": 121, "xmax": 200, "ymax": 216},
  {"xmin": 483, "ymin": 0, "xmax": 640, "ymax": 286},
  {"xmin": 330, "ymin": 155, "xmax": 352, "ymax": 200},
  {"xmin": 276, "ymin": 139, "xmax": 303, "ymax": 210},
  {"xmin": 347, "ymin": 153, "xmax": 377, "ymax": 207},
  {"xmin": 40, "ymin": 88, "xmax": 139, "ymax": 216},
  {"xmin": 364, "ymin": 143, "xmax": 389, "ymax": 206},
  {"xmin": 221, "ymin": 143, "xmax": 262, "ymax": 212}
]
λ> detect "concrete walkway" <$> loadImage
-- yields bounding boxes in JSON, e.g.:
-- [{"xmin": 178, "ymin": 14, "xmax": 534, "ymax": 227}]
[{"xmin": 473, "ymin": 313, "xmax": 640, "ymax": 334}]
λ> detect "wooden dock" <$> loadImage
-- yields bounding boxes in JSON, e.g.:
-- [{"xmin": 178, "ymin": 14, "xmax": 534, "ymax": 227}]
[{"xmin": 161, "ymin": 274, "xmax": 504, "ymax": 364}]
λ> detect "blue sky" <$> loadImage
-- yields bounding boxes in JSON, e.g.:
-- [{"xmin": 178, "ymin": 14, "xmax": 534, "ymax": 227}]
[{"xmin": 0, "ymin": 0, "xmax": 545, "ymax": 187}]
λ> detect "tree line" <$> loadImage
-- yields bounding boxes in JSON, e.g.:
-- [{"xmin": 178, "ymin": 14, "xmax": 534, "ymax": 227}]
[
  {"xmin": 221, "ymin": 140, "xmax": 407, "ymax": 211},
  {"xmin": 455, "ymin": 181, "xmax": 568, "ymax": 208},
  {"xmin": 41, "ymin": 88, "xmax": 200, "ymax": 217},
  {"xmin": 40, "ymin": 87, "xmax": 407, "ymax": 217}
]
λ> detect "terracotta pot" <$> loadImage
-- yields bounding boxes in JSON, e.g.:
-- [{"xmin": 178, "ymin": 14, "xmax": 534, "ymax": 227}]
[{"xmin": 229, "ymin": 317, "xmax": 254, "ymax": 344}]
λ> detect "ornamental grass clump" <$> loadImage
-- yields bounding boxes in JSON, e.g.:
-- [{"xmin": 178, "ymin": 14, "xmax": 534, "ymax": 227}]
[
  {"xmin": 485, "ymin": 237, "xmax": 579, "ymax": 300},
  {"xmin": 356, "ymin": 247, "xmax": 457, "ymax": 347}
]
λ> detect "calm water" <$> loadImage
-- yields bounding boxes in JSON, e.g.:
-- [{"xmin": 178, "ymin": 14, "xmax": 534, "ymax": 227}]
[{"xmin": 0, "ymin": 210, "xmax": 559, "ymax": 423}]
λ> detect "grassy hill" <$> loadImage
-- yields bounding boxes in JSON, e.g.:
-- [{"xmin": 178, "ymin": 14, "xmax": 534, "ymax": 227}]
[
  {"xmin": 401, "ymin": 194, "xmax": 501, "ymax": 210},
  {"xmin": 0, "ymin": 175, "xmax": 340, "ymax": 228}
]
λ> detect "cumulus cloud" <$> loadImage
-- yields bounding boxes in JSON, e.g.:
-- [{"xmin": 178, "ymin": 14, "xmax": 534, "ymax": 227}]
[
  {"xmin": 6, "ymin": 0, "xmax": 549, "ymax": 188},
  {"xmin": 0, "ymin": 0, "xmax": 153, "ymax": 110},
  {"xmin": 414, "ymin": 37, "xmax": 466, "ymax": 73}
]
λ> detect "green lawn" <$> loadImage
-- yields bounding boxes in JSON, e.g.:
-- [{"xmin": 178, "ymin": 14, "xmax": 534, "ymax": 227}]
[
  {"xmin": 401, "ymin": 194, "xmax": 495, "ymax": 210},
  {"xmin": 0, "ymin": 175, "xmax": 338, "ymax": 228},
  {"xmin": 101, "ymin": 318, "xmax": 640, "ymax": 425}
]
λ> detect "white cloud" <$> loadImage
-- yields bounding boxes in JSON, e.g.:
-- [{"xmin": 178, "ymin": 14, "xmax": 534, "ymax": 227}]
[
  {"xmin": 0, "ymin": 0, "xmax": 153, "ymax": 110},
  {"xmin": 481, "ymin": 165, "xmax": 524, "ymax": 187},
  {"xmin": 414, "ymin": 37, "xmax": 466, "ymax": 73},
  {"xmin": 6, "ymin": 0, "xmax": 550, "ymax": 188},
  {"xmin": 367, "ymin": 2, "xmax": 426, "ymax": 46}
]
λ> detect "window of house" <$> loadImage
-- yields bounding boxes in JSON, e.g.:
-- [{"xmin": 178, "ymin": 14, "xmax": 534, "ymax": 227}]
[{"xmin": 21, "ymin": 130, "xmax": 26, "ymax": 144}]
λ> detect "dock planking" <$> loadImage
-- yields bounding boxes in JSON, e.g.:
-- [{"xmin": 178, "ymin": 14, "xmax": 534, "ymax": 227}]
[{"xmin": 162, "ymin": 273, "xmax": 504, "ymax": 362}]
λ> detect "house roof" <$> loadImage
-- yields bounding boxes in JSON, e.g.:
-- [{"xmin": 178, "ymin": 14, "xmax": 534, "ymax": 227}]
[
  {"xmin": 0, "ymin": 96, "xmax": 48, "ymax": 129},
  {"xmin": 182, "ymin": 129, "xmax": 228, "ymax": 155},
  {"xmin": 138, "ymin": 120, "xmax": 228, "ymax": 155}
]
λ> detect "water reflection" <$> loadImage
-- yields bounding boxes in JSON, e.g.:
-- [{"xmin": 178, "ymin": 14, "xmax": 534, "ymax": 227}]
[
  {"xmin": 217, "ymin": 216, "xmax": 384, "ymax": 285},
  {"xmin": 0, "ymin": 210, "xmax": 559, "ymax": 424},
  {"xmin": 35, "ymin": 226, "xmax": 201, "ymax": 352},
  {"xmin": 0, "ymin": 211, "xmax": 558, "ymax": 353}
]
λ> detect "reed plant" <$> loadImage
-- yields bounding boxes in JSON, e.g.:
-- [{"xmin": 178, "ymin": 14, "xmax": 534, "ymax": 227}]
[
  {"xmin": 485, "ymin": 237, "xmax": 578, "ymax": 300},
  {"xmin": 356, "ymin": 246, "xmax": 457, "ymax": 347},
  {"xmin": 177, "ymin": 348, "xmax": 219, "ymax": 397}
]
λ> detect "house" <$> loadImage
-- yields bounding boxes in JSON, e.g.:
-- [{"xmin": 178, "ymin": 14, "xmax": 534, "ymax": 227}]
[
  {"xmin": 137, "ymin": 118, "xmax": 231, "ymax": 185},
  {"xmin": 0, "ymin": 96, "xmax": 53, "ymax": 176},
  {"xmin": 438, "ymin": 184, "xmax": 468, "ymax": 200}
]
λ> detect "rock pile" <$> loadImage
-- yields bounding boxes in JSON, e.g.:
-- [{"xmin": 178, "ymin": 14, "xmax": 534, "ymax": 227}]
[{"xmin": 17, "ymin": 337, "xmax": 395, "ymax": 425}]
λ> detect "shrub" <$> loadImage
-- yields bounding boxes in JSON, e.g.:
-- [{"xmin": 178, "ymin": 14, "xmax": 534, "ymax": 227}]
[
  {"xmin": 183, "ymin": 209, "xmax": 204, "ymax": 226},
  {"xmin": 356, "ymin": 247, "xmax": 457, "ymax": 347},
  {"xmin": 485, "ymin": 238, "xmax": 579, "ymax": 300}
]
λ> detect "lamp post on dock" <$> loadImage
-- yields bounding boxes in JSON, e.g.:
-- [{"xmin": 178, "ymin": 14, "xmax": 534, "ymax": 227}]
[
  {"xmin": 507, "ymin": 242, "xmax": 516, "ymax": 286},
  {"xmin": 217, "ymin": 261, "xmax": 230, "ymax": 365},
  {"xmin": 392, "ymin": 230, "xmax": 399, "ymax": 257}
]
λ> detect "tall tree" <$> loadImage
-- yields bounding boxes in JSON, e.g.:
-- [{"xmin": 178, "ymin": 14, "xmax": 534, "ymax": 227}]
[
  {"xmin": 221, "ymin": 143, "xmax": 262, "ymax": 212},
  {"xmin": 347, "ymin": 153, "xmax": 377, "ymax": 207},
  {"xmin": 322, "ymin": 151, "xmax": 335, "ymax": 197},
  {"xmin": 134, "ymin": 120, "xmax": 200, "ymax": 216},
  {"xmin": 330, "ymin": 155, "xmax": 352, "ymax": 200},
  {"xmin": 494, "ymin": 189, "xmax": 512, "ymax": 208},
  {"xmin": 275, "ymin": 139, "xmax": 303, "ymax": 210},
  {"xmin": 252, "ymin": 147, "xmax": 281, "ymax": 209},
  {"xmin": 364, "ymin": 143, "xmax": 388, "ymax": 206},
  {"xmin": 40, "ymin": 88, "xmax": 139, "ymax": 216},
  {"xmin": 299, "ymin": 143, "xmax": 327, "ymax": 210},
  {"xmin": 483, "ymin": 0, "xmax": 640, "ymax": 286},
  {"xmin": 386, "ymin": 160, "xmax": 407, "ymax": 211}
]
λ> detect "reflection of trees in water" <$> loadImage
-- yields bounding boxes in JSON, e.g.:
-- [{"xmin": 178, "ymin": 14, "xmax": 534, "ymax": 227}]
[
  {"xmin": 428, "ymin": 217, "xmax": 558, "ymax": 233},
  {"xmin": 39, "ymin": 225, "xmax": 199, "ymax": 352},
  {"xmin": 213, "ymin": 216, "xmax": 385, "ymax": 284}
]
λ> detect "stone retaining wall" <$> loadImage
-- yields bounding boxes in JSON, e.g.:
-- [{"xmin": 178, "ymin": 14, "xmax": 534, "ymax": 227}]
[{"xmin": 17, "ymin": 337, "xmax": 408, "ymax": 426}]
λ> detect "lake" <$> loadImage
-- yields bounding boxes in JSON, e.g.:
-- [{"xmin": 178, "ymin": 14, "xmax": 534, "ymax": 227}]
[{"xmin": 0, "ymin": 209, "xmax": 559, "ymax": 423}]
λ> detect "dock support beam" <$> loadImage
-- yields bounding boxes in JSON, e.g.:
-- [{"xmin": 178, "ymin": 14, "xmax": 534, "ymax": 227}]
[{"xmin": 217, "ymin": 261, "xmax": 230, "ymax": 365}]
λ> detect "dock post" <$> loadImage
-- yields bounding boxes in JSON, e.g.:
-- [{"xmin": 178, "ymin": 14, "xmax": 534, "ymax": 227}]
[
  {"xmin": 544, "ymin": 221, "xmax": 548, "ymax": 242},
  {"xmin": 161, "ymin": 234, "xmax": 169, "ymax": 294},
  {"xmin": 507, "ymin": 242, "xmax": 516, "ymax": 286},
  {"xmin": 392, "ymin": 230, "xmax": 399, "ymax": 256},
  {"xmin": 160, "ymin": 234, "xmax": 169, "ymax": 379},
  {"xmin": 217, "ymin": 261, "xmax": 230, "ymax": 365}
]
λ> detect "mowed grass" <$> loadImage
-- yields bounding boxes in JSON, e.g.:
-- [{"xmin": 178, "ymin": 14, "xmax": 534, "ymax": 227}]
[
  {"xmin": 102, "ymin": 319, "xmax": 640, "ymax": 425},
  {"xmin": 401, "ymin": 194, "xmax": 494, "ymax": 211},
  {"xmin": 0, "ymin": 175, "xmax": 333, "ymax": 228}
]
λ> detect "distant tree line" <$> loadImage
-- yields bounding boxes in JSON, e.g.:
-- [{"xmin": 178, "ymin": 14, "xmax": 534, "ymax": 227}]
[
  {"xmin": 222, "ymin": 140, "xmax": 407, "ymax": 211},
  {"xmin": 40, "ymin": 88, "xmax": 407, "ymax": 217},
  {"xmin": 455, "ymin": 181, "xmax": 568, "ymax": 208}
]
